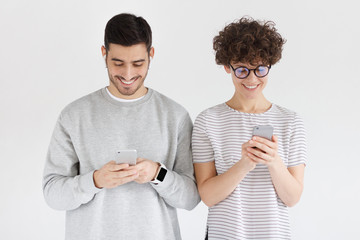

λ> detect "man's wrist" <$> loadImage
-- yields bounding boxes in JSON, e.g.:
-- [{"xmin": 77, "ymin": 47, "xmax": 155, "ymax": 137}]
[
  {"xmin": 93, "ymin": 170, "xmax": 103, "ymax": 189},
  {"xmin": 151, "ymin": 162, "xmax": 161, "ymax": 181},
  {"xmin": 150, "ymin": 162, "xmax": 167, "ymax": 184}
]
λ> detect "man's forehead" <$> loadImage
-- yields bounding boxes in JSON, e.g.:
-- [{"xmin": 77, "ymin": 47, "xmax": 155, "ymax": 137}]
[
  {"xmin": 107, "ymin": 43, "xmax": 147, "ymax": 53},
  {"xmin": 107, "ymin": 43, "xmax": 148, "ymax": 60}
]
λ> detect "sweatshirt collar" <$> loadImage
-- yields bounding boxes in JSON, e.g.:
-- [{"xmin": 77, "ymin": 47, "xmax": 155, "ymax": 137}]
[{"xmin": 100, "ymin": 87, "xmax": 153, "ymax": 107}]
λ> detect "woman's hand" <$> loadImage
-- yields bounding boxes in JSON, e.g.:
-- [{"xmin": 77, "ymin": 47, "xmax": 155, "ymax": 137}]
[
  {"xmin": 246, "ymin": 135, "xmax": 282, "ymax": 167},
  {"xmin": 247, "ymin": 135, "xmax": 305, "ymax": 207},
  {"xmin": 240, "ymin": 141, "xmax": 257, "ymax": 171}
]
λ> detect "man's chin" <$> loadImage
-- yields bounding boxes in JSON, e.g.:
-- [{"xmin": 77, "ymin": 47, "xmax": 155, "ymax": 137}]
[
  {"xmin": 109, "ymin": 75, "xmax": 146, "ymax": 98},
  {"xmin": 115, "ymin": 84, "xmax": 146, "ymax": 98}
]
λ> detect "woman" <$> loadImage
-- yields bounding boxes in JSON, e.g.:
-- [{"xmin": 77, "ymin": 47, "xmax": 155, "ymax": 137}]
[{"xmin": 192, "ymin": 17, "xmax": 307, "ymax": 239}]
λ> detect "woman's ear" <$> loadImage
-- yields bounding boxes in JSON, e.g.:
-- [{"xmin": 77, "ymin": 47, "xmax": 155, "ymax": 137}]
[{"xmin": 224, "ymin": 65, "xmax": 231, "ymax": 74}]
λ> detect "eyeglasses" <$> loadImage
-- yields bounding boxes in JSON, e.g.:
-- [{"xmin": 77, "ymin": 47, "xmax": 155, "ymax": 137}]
[{"xmin": 229, "ymin": 64, "xmax": 271, "ymax": 79}]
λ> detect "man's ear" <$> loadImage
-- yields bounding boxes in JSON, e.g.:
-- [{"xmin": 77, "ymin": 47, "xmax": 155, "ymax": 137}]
[
  {"xmin": 149, "ymin": 47, "xmax": 154, "ymax": 59},
  {"xmin": 101, "ymin": 46, "xmax": 107, "ymax": 58}
]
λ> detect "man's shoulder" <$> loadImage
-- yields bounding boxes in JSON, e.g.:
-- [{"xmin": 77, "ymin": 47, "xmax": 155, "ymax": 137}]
[
  {"xmin": 150, "ymin": 89, "xmax": 189, "ymax": 115},
  {"xmin": 60, "ymin": 88, "xmax": 103, "ymax": 117}
]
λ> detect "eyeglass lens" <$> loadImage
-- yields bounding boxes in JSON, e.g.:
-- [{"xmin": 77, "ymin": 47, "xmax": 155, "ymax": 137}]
[{"xmin": 235, "ymin": 66, "xmax": 269, "ymax": 79}]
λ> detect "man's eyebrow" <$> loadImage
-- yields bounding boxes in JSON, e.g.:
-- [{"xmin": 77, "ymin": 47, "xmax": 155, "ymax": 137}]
[
  {"xmin": 110, "ymin": 58, "xmax": 145, "ymax": 63},
  {"xmin": 133, "ymin": 59, "xmax": 145, "ymax": 63},
  {"xmin": 111, "ymin": 58, "xmax": 123, "ymax": 62}
]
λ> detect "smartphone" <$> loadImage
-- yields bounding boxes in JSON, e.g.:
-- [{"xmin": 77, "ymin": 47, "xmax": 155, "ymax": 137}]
[
  {"xmin": 115, "ymin": 149, "xmax": 137, "ymax": 165},
  {"xmin": 252, "ymin": 125, "xmax": 273, "ymax": 141}
]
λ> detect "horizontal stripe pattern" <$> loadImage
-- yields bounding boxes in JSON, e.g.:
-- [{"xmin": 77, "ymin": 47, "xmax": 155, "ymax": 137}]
[{"xmin": 192, "ymin": 103, "xmax": 307, "ymax": 239}]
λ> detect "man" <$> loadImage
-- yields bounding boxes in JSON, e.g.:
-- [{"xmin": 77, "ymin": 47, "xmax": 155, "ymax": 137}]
[{"xmin": 43, "ymin": 13, "xmax": 200, "ymax": 240}]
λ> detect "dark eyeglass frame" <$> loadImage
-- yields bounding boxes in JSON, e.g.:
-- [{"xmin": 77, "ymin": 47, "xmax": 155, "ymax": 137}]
[{"xmin": 229, "ymin": 64, "xmax": 272, "ymax": 79}]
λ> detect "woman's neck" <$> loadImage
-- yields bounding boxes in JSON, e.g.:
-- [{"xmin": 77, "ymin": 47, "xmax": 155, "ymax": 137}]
[{"xmin": 226, "ymin": 93, "xmax": 272, "ymax": 114}]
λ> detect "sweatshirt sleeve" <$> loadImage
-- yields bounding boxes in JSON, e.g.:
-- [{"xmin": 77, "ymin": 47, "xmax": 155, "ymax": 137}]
[
  {"xmin": 42, "ymin": 113, "xmax": 102, "ymax": 211},
  {"xmin": 151, "ymin": 113, "xmax": 201, "ymax": 210}
]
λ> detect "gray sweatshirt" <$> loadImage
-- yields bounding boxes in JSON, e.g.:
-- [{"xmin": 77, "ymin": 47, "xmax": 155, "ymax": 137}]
[{"xmin": 43, "ymin": 88, "xmax": 200, "ymax": 240}]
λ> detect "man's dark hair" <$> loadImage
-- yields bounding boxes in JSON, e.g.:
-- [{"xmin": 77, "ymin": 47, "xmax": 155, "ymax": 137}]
[
  {"xmin": 213, "ymin": 17, "xmax": 285, "ymax": 66},
  {"xmin": 104, "ymin": 13, "xmax": 152, "ymax": 53}
]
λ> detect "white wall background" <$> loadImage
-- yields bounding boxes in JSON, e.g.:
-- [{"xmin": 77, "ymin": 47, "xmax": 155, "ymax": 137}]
[{"xmin": 1, "ymin": 0, "xmax": 359, "ymax": 239}]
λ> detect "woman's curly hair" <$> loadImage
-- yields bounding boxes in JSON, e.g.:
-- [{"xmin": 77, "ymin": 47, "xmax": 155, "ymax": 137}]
[{"xmin": 213, "ymin": 17, "xmax": 286, "ymax": 66}]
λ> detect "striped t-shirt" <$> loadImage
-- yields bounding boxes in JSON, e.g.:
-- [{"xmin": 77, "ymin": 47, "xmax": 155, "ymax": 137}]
[{"xmin": 192, "ymin": 103, "xmax": 307, "ymax": 240}]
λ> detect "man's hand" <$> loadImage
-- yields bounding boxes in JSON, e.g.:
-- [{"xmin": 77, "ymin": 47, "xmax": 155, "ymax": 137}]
[
  {"xmin": 93, "ymin": 161, "xmax": 139, "ymax": 189},
  {"xmin": 127, "ymin": 158, "xmax": 160, "ymax": 184}
]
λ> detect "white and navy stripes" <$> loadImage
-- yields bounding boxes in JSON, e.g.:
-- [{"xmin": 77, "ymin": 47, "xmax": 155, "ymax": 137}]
[{"xmin": 192, "ymin": 103, "xmax": 307, "ymax": 240}]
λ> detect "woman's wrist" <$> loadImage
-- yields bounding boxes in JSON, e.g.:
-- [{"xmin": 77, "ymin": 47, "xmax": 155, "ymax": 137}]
[
  {"xmin": 237, "ymin": 158, "xmax": 256, "ymax": 173},
  {"xmin": 267, "ymin": 157, "xmax": 285, "ymax": 171}
]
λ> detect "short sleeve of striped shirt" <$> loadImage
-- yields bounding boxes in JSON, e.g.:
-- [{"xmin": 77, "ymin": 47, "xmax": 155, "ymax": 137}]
[
  {"xmin": 192, "ymin": 110, "xmax": 215, "ymax": 163},
  {"xmin": 287, "ymin": 113, "xmax": 307, "ymax": 167}
]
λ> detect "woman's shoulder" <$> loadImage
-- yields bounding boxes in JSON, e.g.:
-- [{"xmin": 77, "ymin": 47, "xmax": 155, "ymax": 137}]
[
  {"xmin": 195, "ymin": 103, "xmax": 229, "ymax": 119},
  {"xmin": 271, "ymin": 104, "xmax": 300, "ymax": 117},
  {"xmin": 193, "ymin": 103, "xmax": 231, "ymax": 131},
  {"xmin": 270, "ymin": 104, "xmax": 305, "ymax": 127}
]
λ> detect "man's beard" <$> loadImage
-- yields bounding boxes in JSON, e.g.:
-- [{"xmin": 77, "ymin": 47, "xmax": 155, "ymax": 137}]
[{"xmin": 108, "ymin": 71, "xmax": 147, "ymax": 96}]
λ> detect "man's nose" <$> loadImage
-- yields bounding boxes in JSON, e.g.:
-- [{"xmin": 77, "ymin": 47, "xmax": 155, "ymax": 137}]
[{"xmin": 122, "ymin": 66, "xmax": 134, "ymax": 80}]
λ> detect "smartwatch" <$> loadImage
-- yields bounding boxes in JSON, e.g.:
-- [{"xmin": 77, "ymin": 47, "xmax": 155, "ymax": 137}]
[{"xmin": 151, "ymin": 163, "xmax": 167, "ymax": 184}]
